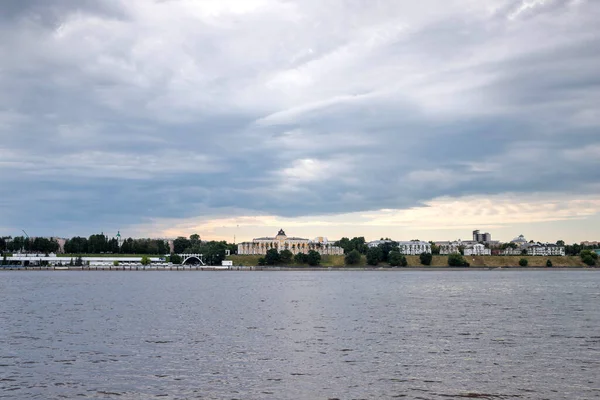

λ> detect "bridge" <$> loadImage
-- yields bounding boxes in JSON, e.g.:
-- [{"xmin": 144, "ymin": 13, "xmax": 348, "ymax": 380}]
[{"xmin": 178, "ymin": 253, "xmax": 206, "ymax": 266}]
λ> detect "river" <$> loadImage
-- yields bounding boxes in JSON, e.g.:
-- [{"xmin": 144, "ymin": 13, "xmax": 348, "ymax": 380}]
[{"xmin": 1, "ymin": 270, "xmax": 599, "ymax": 399}]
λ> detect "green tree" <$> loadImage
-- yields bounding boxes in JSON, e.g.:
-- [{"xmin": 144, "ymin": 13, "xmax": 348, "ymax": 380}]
[
  {"xmin": 280, "ymin": 249, "xmax": 293, "ymax": 264},
  {"xmin": 556, "ymin": 240, "xmax": 565, "ymax": 246},
  {"xmin": 345, "ymin": 249, "xmax": 362, "ymax": 265},
  {"xmin": 519, "ymin": 258, "xmax": 528, "ymax": 267},
  {"xmin": 264, "ymin": 248, "xmax": 280, "ymax": 265},
  {"xmin": 202, "ymin": 241, "xmax": 228, "ymax": 265},
  {"xmin": 378, "ymin": 241, "xmax": 398, "ymax": 262},
  {"xmin": 430, "ymin": 242, "xmax": 440, "ymax": 255},
  {"xmin": 389, "ymin": 251, "xmax": 407, "ymax": 267},
  {"xmin": 366, "ymin": 247, "xmax": 382, "ymax": 266},
  {"xmin": 113, "ymin": 260, "xmax": 120, "ymax": 267},
  {"xmin": 351, "ymin": 237, "xmax": 368, "ymax": 254},
  {"xmin": 294, "ymin": 252, "xmax": 308, "ymax": 264},
  {"xmin": 580, "ymin": 250, "xmax": 597, "ymax": 266},
  {"xmin": 170, "ymin": 253, "xmax": 182, "ymax": 265},
  {"xmin": 307, "ymin": 250, "xmax": 321, "ymax": 266},
  {"xmin": 335, "ymin": 237, "xmax": 353, "ymax": 254},
  {"xmin": 419, "ymin": 252, "xmax": 433, "ymax": 266},
  {"xmin": 582, "ymin": 254, "xmax": 596, "ymax": 266},
  {"xmin": 448, "ymin": 253, "xmax": 468, "ymax": 267},
  {"xmin": 140, "ymin": 255, "xmax": 151, "ymax": 266},
  {"xmin": 546, "ymin": 259, "xmax": 552, "ymax": 267},
  {"xmin": 580, "ymin": 249, "xmax": 598, "ymax": 260},
  {"xmin": 173, "ymin": 237, "xmax": 191, "ymax": 254}
]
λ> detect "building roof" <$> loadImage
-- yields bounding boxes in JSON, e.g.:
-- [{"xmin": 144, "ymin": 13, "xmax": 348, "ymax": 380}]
[{"xmin": 277, "ymin": 229, "xmax": 286, "ymax": 236}]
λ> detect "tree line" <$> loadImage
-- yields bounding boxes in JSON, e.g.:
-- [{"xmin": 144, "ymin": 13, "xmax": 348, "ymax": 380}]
[
  {"xmin": 63, "ymin": 234, "xmax": 171, "ymax": 255},
  {"xmin": 257, "ymin": 248, "xmax": 322, "ymax": 266},
  {"xmin": 1, "ymin": 236, "xmax": 59, "ymax": 253}
]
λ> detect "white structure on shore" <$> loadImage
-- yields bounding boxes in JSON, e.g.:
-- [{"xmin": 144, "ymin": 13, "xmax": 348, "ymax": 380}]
[
  {"xmin": 398, "ymin": 241, "xmax": 431, "ymax": 255},
  {"xmin": 437, "ymin": 241, "xmax": 460, "ymax": 255},
  {"xmin": 367, "ymin": 240, "xmax": 394, "ymax": 248},
  {"xmin": 366, "ymin": 240, "xmax": 431, "ymax": 255},
  {"xmin": 464, "ymin": 243, "xmax": 491, "ymax": 256},
  {"xmin": 237, "ymin": 230, "xmax": 344, "ymax": 256},
  {"xmin": 527, "ymin": 244, "xmax": 565, "ymax": 256}
]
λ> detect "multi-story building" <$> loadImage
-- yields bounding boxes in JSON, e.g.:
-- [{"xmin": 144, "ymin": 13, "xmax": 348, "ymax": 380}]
[
  {"xmin": 500, "ymin": 248, "xmax": 525, "ymax": 256},
  {"xmin": 397, "ymin": 240, "xmax": 431, "ymax": 255},
  {"xmin": 237, "ymin": 229, "xmax": 343, "ymax": 256},
  {"xmin": 527, "ymin": 244, "xmax": 565, "ymax": 256},
  {"xmin": 464, "ymin": 243, "xmax": 491, "ymax": 256},
  {"xmin": 367, "ymin": 240, "xmax": 395, "ymax": 248},
  {"xmin": 511, "ymin": 234, "xmax": 528, "ymax": 246},
  {"xmin": 473, "ymin": 230, "xmax": 492, "ymax": 243},
  {"xmin": 437, "ymin": 241, "xmax": 460, "ymax": 255}
]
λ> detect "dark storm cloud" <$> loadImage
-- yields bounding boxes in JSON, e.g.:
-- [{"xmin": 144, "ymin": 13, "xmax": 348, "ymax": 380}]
[
  {"xmin": 0, "ymin": 0, "xmax": 599, "ymax": 236},
  {"xmin": 0, "ymin": 0, "xmax": 128, "ymax": 26}
]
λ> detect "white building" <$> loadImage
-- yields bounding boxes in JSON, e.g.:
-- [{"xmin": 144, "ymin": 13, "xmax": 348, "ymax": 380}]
[
  {"xmin": 367, "ymin": 240, "xmax": 395, "ymax": 248},
  {"xmin": 511, "ymin": 234, "xmax": 528, "ymax": 246},
  {"xmin": 527, "ymin": 244, "xmax": 565, "ymax": 256},
  {"xmin": 237, "ymin": 229, "xmax": 343, "ymax": 256},
  {"xmin": 464, "ymin": 243, "xmax": 491, "ymax": 256},
  {"xmin": 501, "ymin": 248, "xmax": 525, "ymax": 256},
  {"xmin": 398, "ymin": 241, "xmax": 431, "ymax": 255},
  {"xmin": 437, "ymin": 241, "xmax": 460, "ymax": 255}
]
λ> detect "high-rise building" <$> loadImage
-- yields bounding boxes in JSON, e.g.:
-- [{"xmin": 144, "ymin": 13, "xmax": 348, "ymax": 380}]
[{"xmin": 473, "ymin": 230, "xmax": 491, "ymax": 243}]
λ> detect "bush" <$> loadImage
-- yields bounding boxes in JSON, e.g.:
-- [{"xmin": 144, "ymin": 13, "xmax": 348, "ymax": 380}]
[
  {"xmin": 582, "ymin": 255, "xmax": 596, "ymax": 266},
  {"xmin": 279, "ymin": 250, "xmax": 293, "ymax": 264},
  {"xmin": 580, "ymin": 250, "xmax": 598, "ymax": 266},
  {"xmin": 170, "ymin": 253, "xmax": 182, "ymax": 264},
  {"xmin": 366, "ymin": 247, "xmax": 382, "ymax": 266},
  {"xmin": 113, "ymin": 260, "xmax": 119, "ymax": 267},
  {"xmin": 389, "ymin": 251, "xmax": 407, "ymax": 267},
  {"xmin": 264, "ymin": 248, "xmax": 280, "ymax": 265},
  {"xmin": 307, "ymin": 250, "xmax": 321, "ymax": 266},
  {"xmin": 140, "ymin": 255, "xmax": 151, "ymax": 266},
  {"xmin": 519, "ymin": 258, "xmax": 528, "ymax": 267},
  {"xmin": 345, "ymin": 249, "xmax": 362, "ymax": 265},
  {"xmin": 448, "ymin": 253, "xmax": 468, "ymax": 267},
  {"xmin": 419, "ymin": 252, "xmax": 433, "ymax": 266},
  {"xmin": 546, "ymin": 259, "xmax": 552, "ymax": 267},
  {"xmin": 294, "ymin": 252, "xmax": 308, "ymax": 264},
  {"xmin": 257, "ymin": 257, "xmax": 266, "ymax": 266}
]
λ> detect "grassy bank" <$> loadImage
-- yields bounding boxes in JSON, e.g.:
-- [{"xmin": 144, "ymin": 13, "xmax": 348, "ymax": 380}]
[{"xmin": 228, "ymin": 254, "xmax": 588, "ymax": 268}]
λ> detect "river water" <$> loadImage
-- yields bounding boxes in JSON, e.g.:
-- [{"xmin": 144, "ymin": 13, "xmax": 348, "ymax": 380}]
[{"xmin": 1, "ymin": 270, "xmax": 599, "ymax": 399}]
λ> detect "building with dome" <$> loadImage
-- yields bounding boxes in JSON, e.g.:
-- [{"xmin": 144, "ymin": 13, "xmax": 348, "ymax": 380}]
[
  {"xmin": 511, "ymin": 234, "xmax": 528, "ymax": 245},
  {"xmin": 237, "ymin": 229, "xmax": 344, "ymax": 256}
]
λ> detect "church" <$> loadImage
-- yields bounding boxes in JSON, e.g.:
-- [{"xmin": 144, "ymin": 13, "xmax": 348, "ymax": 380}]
[{"xmin": 237, "ymin": 229, "xmax": 344, "ymax": 256}]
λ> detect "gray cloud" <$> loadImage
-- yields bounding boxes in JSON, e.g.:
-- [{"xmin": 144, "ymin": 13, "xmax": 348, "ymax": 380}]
[{"xmin": 0, "ymin": 0, "xmax": 599, "ymax": 236}]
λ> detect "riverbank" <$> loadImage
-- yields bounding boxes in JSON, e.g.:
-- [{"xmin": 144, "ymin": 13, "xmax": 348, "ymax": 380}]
[{"xmin": 227, "ymin": 254, "xmax": 589, "ymax": 268}]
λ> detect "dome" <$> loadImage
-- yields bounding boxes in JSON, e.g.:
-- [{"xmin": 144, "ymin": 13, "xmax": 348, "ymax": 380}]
[{"xmin": 511, "ymin": 234, "xmax": 527, "ymax": 243}]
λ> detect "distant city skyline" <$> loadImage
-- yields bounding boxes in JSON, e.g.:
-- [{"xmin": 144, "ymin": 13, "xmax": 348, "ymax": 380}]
[{"xmin": 1, "ymin": 1, "xmax": 599, "ymax": 243}]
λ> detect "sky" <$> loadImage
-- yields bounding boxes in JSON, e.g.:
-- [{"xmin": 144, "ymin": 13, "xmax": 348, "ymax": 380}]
[{"xmin": 0, "ymin": 0, "xmax": 599, "ymax": 244}]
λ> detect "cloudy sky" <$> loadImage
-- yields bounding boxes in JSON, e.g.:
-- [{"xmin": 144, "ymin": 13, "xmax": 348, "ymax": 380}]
[{"xmin": 1, "ymin": 0, "xmax": 599, "ymax": 243}]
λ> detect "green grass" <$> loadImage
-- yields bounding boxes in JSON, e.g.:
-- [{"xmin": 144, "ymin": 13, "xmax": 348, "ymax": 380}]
[{"xmin": 228, "ymin": 254, "xmax": 587, "ymax": 267}]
